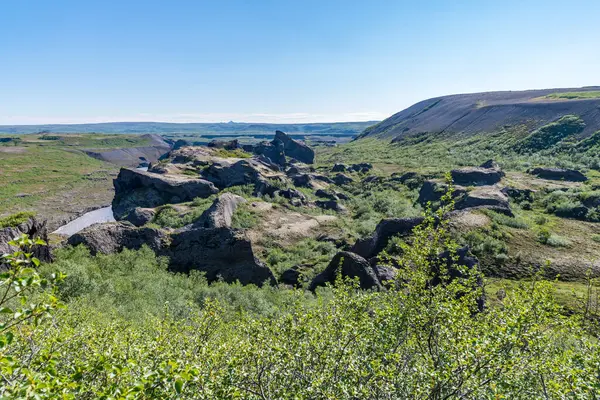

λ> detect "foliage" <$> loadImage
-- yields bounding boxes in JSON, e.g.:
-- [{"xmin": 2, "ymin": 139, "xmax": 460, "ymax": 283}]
[
  {"xmin": 264, "ymin": 238, "xmax": 338, "ymax": 277},
  {"xmin": 516, "ymin": 115, "xmax": 586, "ymax": 153},
  {"xmin": 0, "ymin": 211, "xmax": 36, "ymax": 228},
  {"xmin": 212, "ymin": 148, "xmax": 252, "ymax": 158},
  {"xmin": 543, "ymin": 91, "xmax": 600, "ymax": 100},
  {"xmin": 0, "ymin": 208, "xmax": 599, "ymax": 397},
  {"xmin": 481, "ymin": 209, "xmax": 528, "ymax": 229},
  {"xmin": 0, "ymin": 235, "xmax": 63, "ymax": 358}
]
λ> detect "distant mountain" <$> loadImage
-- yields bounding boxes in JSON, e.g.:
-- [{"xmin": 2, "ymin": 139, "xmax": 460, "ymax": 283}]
[
  {"xmin": 359, "ymin": 87, "xmax": 600, "ymax": 141},
  {"xmin": 0, "ymin": 121, "xmax": 378, "ymax": 136}
]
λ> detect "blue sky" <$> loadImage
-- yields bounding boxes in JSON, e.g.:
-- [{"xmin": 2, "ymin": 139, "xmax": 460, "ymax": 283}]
[{"xmin": 1, "ymin": 0, "xmax": 599, "ymax": 124}]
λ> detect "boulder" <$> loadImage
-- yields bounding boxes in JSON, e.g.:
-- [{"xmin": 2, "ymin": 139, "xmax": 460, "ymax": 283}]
[
  {"xmin": 276, "ymin": 188, "xmax": 308, "ymax": 205},
  {"xmin": 112, "ymin": 168, "xmax": 218, "ymax": 219},
  {"xmin": 373, "ymin": 265, "xmax": 398, "ymax": 285},
  {"xmin": 125, "ymin": 207, "xmax": 156, "ymax": 227},
  {"xmin": 280, "ymin": 266, "xmax": 303, "ymax": 287},
  {"xmin": 172, "ymin": 139, "xmax": 192, "ymax": 151},
  {"xmin": 391, "ymin": 172, "xmax": 425, "ymax": 189},
  {"xmin": 315, "ymin": 200, "xmax": 347, "ymax": 213},
  {"xmin": 333, "ymin": 173, "xmax": 353, "ymax": 186},
  {"xmin": 274, "ymin": 131, "xmax": 315, "ymax": 164},
  {"xmin": 418, "ymin": 180, "xmax": 466, "ymax": 205},
  {"xmin": 455, "ymin": 187, "xmax": 512, "ymax": 215},
  {"xmin": 207, "ymin": 139, "xmax": 240, "ymax": 150},
  {"xmin": 480, "ymin": 159, "xmax": 500, "ymax": 169},
  {"xmin": 309, "ymin": 251, "xmax": 382, "ymax": 291},
  {"xmin": 201, "ymin": 159, "xmax": 263, "ymax": 189},
  {"xmin": 332, "ymin": 163, "xmax": 347, "ymax": 172},
  {"xmin": 0, "ymin": 217, "xmax": 52, "ymax": 263},
  {"xmin": 67, "ymin": 223, "xmax": 167, "ymax": 256},
  {"xmin": 311, "ymin": 174, "xmax": 334, "ymax": 184},
  {"xmin": 169, "ymin": 227, "xmax": 276, "ymax": 286},
  {"xmin": 194, "ymin": 193, "xmax": 247, "ymax": 229},
  {"xmin": 256, "ymin": 155, "xmax": 281, "ymax": 172},
  {"xmin": 554, "ymin": 205, "xmax": 589, "ymax": 220},
  {"xmin": 349, "ymin": 163, "xmax": 373, "ymax": 173},
  {"xmin": 501, "ymin": 187, "xmax": 535, "ymax": 203},
  {"xmin": 253, "ymin": 141, "xmax": 286, "ymax": 166},
  {"xmin": 351, "ymin": 217, "xmax": 424, "ymax": 259},
  {"xmin": 315, "ymin": 189, "xmax": 339, "ymax": 201},
  {"xmin": 528, "ymin": 167, "xmax": 588, "ymax": 182},
  {"xmin": 291, "ymin": 173, "xmax": 313, "ymax": 188},
  {"xmin": 451, "ymin": 167, "xmax": 504, "ymax": 186}
]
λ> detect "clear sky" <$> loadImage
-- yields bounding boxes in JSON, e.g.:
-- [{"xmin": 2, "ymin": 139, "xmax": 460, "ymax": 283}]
[{"xmin": 1, "ymin": 0, "xmax": 599, "ymax": 125}]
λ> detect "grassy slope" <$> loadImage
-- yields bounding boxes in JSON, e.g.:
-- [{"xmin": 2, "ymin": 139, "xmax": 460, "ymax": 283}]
[{"xmin": 0, "ymin": 134, "xmax": 151, "ymax": 222}]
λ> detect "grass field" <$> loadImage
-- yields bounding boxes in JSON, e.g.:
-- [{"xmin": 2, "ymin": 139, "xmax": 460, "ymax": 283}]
[
  {"xmin": 542, "ymin": 91, "xmax": 600, "ymax": 100},
  {"xmin": 0, "ymin": 134, "xmax": 151, "ymax": 224}
]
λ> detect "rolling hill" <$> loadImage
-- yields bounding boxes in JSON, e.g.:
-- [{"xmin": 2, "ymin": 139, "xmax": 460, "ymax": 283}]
[{"xmin": 359, "ymin": 87, "xmax": 600, "ymax": 141}]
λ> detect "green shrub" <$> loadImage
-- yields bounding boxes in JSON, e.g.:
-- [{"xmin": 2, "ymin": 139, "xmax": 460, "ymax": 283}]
[
  {"xmin": 0, "ymin": 211, "xmax": 36, "ymax": 228},
  {"xmin": 482, "ymin": 209, "xmax": 528, "ymax": 229},
  {"xmin": 231, "ymin": 203, "xmax": 259, "ymax": 229},
  {"xmin": 516, "ymin": 115, "xmax": 586, "ymax": 153}
]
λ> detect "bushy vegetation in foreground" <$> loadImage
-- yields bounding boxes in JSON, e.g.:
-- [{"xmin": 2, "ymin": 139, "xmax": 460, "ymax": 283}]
[{"xmin": 1, "ymin": 207, "xmax": 600, "ymax": 398}]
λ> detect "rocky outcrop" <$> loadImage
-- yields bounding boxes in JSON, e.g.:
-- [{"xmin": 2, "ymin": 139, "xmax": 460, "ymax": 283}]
[
  {"xmin": 455, "ymin": 187, "xmax": 512, "ymax": 216},
  {"xmin": 0, "ymin": 217, "xmax": 52, "ymax": 263},
  {"xmin": 501, "ymin": 187, "xmax": 535, "ymax": 203},
  {"xmin": 201, "ymin": 160, "xmax": 263, "ymax": 189},
  {"xmin": 309, "ymin": 251, "xmax": 382, "ymax": 291},
  {"xmin": 390, "ymin": 172, "xmax": 424, "ymax": 189},
  {"xmin": 315, "ymin": 200, "xmax": 347, "ymax": 213},
  {"xmin": 112, "ymin": 168, "xmax": 218, "ymax": 219},
  {"xmin": 68, "ymin": 221, "xmax": 275, "ymax": 286},
  {"xmin": 418, "ymin": 180, "xmax": 466, "ymax": 205},
  {"xmin": 169, "ymin": 227, "xmax": 276, "ymax": 286},
  {"xmin": 332, "ymin": 173, "xmax": 353, "ymax": 185},
  {"xmin": 332, "ymin": 163, "xmax": 347, "ymax": 172},
  {"xmin": 194, "ymin": 193, "xmax": 246, "ymax": 229},
  {"xmin": 280, "ymin": 266, "xmax": 302, "ymax": 287},
  {"xmin": 253, "ymin": 141, "xmax": 286, "ymax": 166},
  {"xmin": 207, "ymin": 139, "xmax": 240, "ymax": 150},
  {"xmin": 349, "ymin": 163, "xmax": 373, "ymax": 173},
  {"xmin": 274, "ymin": 131, "xmax": 315, "ymax": 164},
  {"xmin": 451, "ymin": 167, "xmax": 504, "ymax": 186},
  {"xmin": 125, "ymin": 208, "xmax": 156, "ymax": 227},
  {"xmin": 480, "ymin": 159, "xmax": 500, "ymax": 169},
  {"xmin": 528, "ymin": 167, "xmax": 588, "ymax": 182},
  {"xmin": 351, "ymin": 217, "xmax": 424, "ymax": 259},
  {"xmin": 276, "ymin": 188, "xmax": 308, "ymax": 206},
  {"xmin": 67, "ymin": 223, "xmax": 167, "ymax": 256}
]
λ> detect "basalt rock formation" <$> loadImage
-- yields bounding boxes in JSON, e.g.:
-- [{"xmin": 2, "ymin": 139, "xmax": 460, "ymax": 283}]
[{"xmin": 112, "ymin": 168, "xmax": 218, "ymax": 219}]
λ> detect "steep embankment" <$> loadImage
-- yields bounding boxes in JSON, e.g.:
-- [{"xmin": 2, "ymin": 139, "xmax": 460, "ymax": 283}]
[
  {"xmin": 360, "ymin": 87, "xmax": 600, "ymax": 141},
  {"xmin": 84, "ymin": 134, "xmax": 171, "ymax": 167}
]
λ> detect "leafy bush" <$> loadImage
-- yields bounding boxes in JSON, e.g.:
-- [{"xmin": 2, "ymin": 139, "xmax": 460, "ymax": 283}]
[
  {"xmin": 516, "ymin": 115, "xmax": 586, "ymax": 153},
  {"xmin": 482, "ymin": 209, "xmax": 528, "ymax": 229},
  {"xmin": 0, "ymin": 211, "xmax": 36, "ymax": 228},
  {"xmin": 1, "ymin": 209, "xmax": 599, "ymax": 397}
]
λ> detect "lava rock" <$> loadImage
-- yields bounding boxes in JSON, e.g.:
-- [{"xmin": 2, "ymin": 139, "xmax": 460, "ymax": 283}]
[
  {"xmin": 418, "ymin": 180, "xmax": 467, "ymax": 205},
  {"xmin": 451, "ymin": 167, "xmax": 504, "ymax": 186},
  {"xmin": 169, "ymin": 227, "xmax": 276, "ymax": 286},
  {"xmin": 67, "ymin": 223, "xmax": 167, "ymax": 256},
  {"xmin": 0, "ymin": 217, "xmax": 52, "ymax": 264},
  {"xmin": 125, "ymin": 207, "xmax": 156, "ymax": 227},
  {"xmin": 528, "ymin": 167, "xmax": 588, "ymax": 182},
  {"xmin": 333, "ymin": 173, "xmax": 353, "ymax": 185},
  {"xmin": 332, "ymin": 163, "xmax": 348, "ymax": 172},
  {"xmin": 309, "ymin": 251, "xmax": 382, "ymax": 291},
  {"xmin": 315, "ymin": 200, "xmax": 347, "ymax": 213},
  {"xmin": 274, "ymin": 130, "xmax": 315, "ymax": 164},
  {"xmin": 194, "ymin": 193, "xmax": 247, "ymax": 229},
  {"xmin": 351, "ymin": 217, "xmax": 424, "ymax": 259},
  {"xmin": 112, "ymin": 168, "xmax": 218, "ymax": 219}
]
